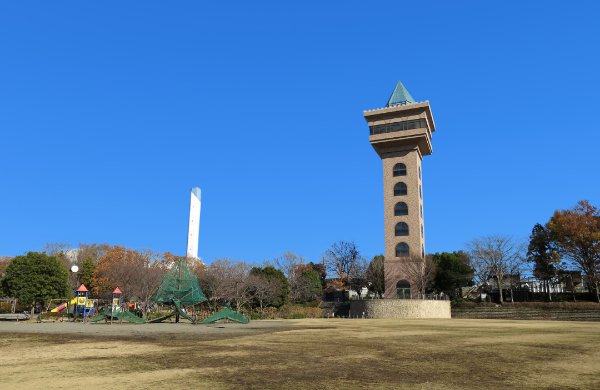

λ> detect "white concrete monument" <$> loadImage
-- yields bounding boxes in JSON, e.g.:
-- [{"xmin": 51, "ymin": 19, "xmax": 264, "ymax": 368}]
[{"xmin": 186, "ymin": 187, "xmax": 201, "ymax": 260}]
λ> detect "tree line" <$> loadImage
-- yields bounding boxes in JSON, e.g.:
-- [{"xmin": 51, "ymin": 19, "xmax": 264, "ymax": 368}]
[
  {"xmin": 395, "ymin": 200, "xmax": 600, "ymax": 303},
  {"xmin": 1, "ymin": 199, "xmax": 598, "ymax": 311},
  {"xmin": 0, "ymin": 240, "xmax": 382, "ymax": 316}
]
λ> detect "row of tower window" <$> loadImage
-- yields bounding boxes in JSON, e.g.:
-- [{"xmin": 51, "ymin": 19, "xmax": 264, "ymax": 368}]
[{"xmin": 393, "ymin": 162, "xmax": 423, "ymax": 258}]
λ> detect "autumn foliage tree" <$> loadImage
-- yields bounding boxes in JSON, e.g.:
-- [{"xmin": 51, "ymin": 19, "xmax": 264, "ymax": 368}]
[
  {"xmin": 92, "ymin": 246, "xmax": 169, "ymax": 315},
  {"xmin": 547, "ymin": 200, "xmax": 600, "ymax": 302}
]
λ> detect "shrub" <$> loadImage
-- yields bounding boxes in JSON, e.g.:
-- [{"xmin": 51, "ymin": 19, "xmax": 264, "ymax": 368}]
[
  {"xmin": 277, "ymin": 305, "xmax": 323, "ymax": 318},
  {"xmin": 286, "ymin": 313, "xmax": 308, "ymax": 319},
  {"xmin": 250, "ymin": 313, "xmax": 261, "ymax": 320},
  {"xmin": 295, "ymin": 300, "xmax": 322, "ymax": 308}
]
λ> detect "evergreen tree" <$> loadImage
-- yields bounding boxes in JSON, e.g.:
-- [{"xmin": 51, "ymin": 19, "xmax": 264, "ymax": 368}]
[
  {"xmin": 80, "ymin": 256, "xmax": 95, "ymax": 291},
  {"xmin": 0, "ymin": 252, "xmax": 71, "ymax": 307},
  {"xmin": 527, "ymin": 223, "xmax": 560, "ymax": 300},
  {"xmin": 299, "ymin": 269, "xmax": 323, "ymax": 302},
  {"xmin": 432, "ymin": 251, "xmax": 474, "ymax": 297},
  {"xmin": 366, "ymin": 255, "xmax": 385, "ymax": 297},
  {"xmin": 250, "ymin": 266, "xmax": 290, "ymax": 307}
]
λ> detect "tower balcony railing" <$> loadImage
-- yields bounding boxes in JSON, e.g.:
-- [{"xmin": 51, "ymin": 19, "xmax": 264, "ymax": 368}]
[{"xmin": 369, "ymin": 118, "xmax": 429, "ymax": 136}]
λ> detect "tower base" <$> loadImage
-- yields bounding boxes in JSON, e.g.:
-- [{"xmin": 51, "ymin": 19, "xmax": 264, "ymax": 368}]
[{"xmin": 350, "ymin": 299, "xmax": 450, "ymax": 319}]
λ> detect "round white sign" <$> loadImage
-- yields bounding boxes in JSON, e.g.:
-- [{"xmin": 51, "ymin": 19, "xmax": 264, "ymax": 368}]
[{"xmin": 71, "ymin": 265, "xmax": 79, "ymax": 273}]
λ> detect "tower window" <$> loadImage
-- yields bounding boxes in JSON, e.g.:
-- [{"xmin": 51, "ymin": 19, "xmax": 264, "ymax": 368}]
[
  {"xmin": 394, "ymin": 202, "xmax": 408, "ymax": 216},
  {"xmin": 419, "ymin": 166, "xmax": 421, "ymax": 180},
  {"xmin": 396, "ymin": 243, "xmax": 409, "ymax": 257},
  {"xmin": 422, "ymin": 245, "xmax": 425, "ymax": 258},
  {"xmin": 421, "ymin": 224, "xmax": 424, "ymax": 238},
  {"xmin": 419, "ymin": 185, "xmax": 422, "ymax": 199},
  {"xmin": 396, "ymin": 280, "xmax": 411, "ymax": 299},
  {"xmin": 393, "ymin": 163, "xmax": 406, "ymax": 177},
  {"xmin": 420, "ymin": 204, "xmax": 423, "ymax": 219},
  {"xmin": 395, "ymin": 222, "xmax": 409, "ymax": 236},
  {"xmin": 394, "ymin": 182, "xmax": 407, "ymax": 196}
]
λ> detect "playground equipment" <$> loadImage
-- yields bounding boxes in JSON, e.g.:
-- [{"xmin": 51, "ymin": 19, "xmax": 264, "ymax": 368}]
[
  {"xmin": 74, "ymin": 284, "xmax": 96, "ymax": 320},
  {"xmin": 91, "ymin": 287, "xmax": 146, "ymax": 324},
  {"xmin": 47, "ymin": 285, "xmax": 97, "ymax": 321},
  {"xmin": 151, "ymin": 258, "xmax": 207, "ymax": 324},
  {"xmin": 50, "ymin": 297, "xmax": 78, "ymax": 313},
  {"xmin": 89, "ymin": 258, "xmax": 249, "ymax": 325},
  {"xmin": 200, "ymin": 303, "xmax": 249, "ymax": 324},
  {"xmin": 0, "ymin": 298, "xmax": 18, "ymax": 314}
]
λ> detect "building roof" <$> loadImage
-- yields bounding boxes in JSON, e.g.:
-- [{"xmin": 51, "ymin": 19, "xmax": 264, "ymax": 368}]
[
  {"xmin": 76, "ymin": 284, "xmax": 88, "ymax": 292},
  {"xmin": 113, "ymin": 287, "xmax": 123, "ymax": 294},
  {"xmin": 386, "ymin": 81, "xmax": 415, "ymax": 107}
]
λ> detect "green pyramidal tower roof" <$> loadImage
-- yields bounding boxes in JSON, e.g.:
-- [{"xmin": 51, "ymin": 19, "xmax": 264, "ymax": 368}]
[
  {"xmin": 152, "ymin": 258, "xmax": 206, "ymax": 305},
  {"xmin": 386, "ymin": 81, "xmax": 415, "ymax": 107}
]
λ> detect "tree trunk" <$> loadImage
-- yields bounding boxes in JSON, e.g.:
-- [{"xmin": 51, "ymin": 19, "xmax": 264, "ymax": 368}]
[
  {"xmin": 547, "ymin": 280, "xmax": 552, "ymax": 301},
  {"xmin": 496, "ymin": 279, "xmax": 503, "ymax": 304}
]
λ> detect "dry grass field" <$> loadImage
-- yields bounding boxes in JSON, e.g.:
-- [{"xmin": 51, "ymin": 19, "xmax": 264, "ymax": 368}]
[{"xmin": 1, "ymin": 318, "xmax": 600, "ymax": 389}]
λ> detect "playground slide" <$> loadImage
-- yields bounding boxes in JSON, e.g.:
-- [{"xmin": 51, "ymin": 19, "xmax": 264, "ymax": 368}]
[{"xmin": 51, "ymin": 298, "xmax": 77, "ymax": 312}]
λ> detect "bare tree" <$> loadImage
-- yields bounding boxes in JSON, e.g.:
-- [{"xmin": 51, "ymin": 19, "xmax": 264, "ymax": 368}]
[
  {"xmin": 248, "ymin": 274, "xmax": 280, "ymax": 318},
  {"xmin": 0, "ymin": 256, "xmax": 13, "ymax": 279},
  {"xmin": 270, "ymin": 251, "xmax": 306, "ymax": 303},
  {"xmin": 196, "ymin": 259, "xmax": 254, "ymax": 312},
  {"xmin": 39, "ymin": 242, "xmax": 72, "ymax": 257},
  {"xmin": 196, "ymin": 258, "xmax": 234, "ymax": 313},
  {"xmin": 127, "ymin": 248, "xmax": 168, "ymax": 317},
  {"xmin": 228, "ymin": 261, "xmax": 254, "ymax": 311},
  {"xmin": 466, "ymin": 235, "xmax": 525, "ymax": 304},
  {"xmin": 40, "ymin": 243, "xmax": 73, "ymax": 269},
  {"xmin": 348, "ymin": 257, "xmax": 369, "ymax": 298},
  {"xmin": 322, "ymin": 240, "xmax": 365, "ymax": 290},
  {"xmin": 75, "ymin": 243, "xmax": 110, "ymax": 266},
  {"xmin": 403, "ymin": 255, "xmax": 436, "ymax": 298}
]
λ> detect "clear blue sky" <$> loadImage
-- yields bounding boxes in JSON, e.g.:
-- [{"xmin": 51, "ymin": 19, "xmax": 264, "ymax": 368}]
[{"xmin": 2, "ymin": 1, "xmax": 599, "ymax": 263}]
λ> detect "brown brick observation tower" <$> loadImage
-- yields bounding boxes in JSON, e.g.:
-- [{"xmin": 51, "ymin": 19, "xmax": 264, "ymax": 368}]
[{"xmin": 364, "ymin": 81, "xmax": 436, "ymax": 299}]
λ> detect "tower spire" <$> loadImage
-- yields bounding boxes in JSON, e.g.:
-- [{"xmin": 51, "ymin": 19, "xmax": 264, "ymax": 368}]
[{"xmin": 386, "ymin": 81, "xmax": 415, "ymax": 107}]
